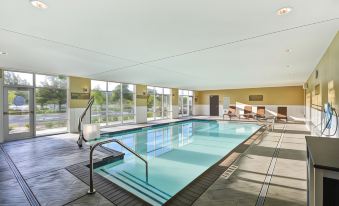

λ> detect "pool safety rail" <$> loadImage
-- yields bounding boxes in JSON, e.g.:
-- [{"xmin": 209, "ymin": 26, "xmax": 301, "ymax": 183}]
[
  {"xmin": 77, "ymin": 96, "xmax": 95, "ymax": 148},
  {"xmin": 88, "ymin": 139, "xmax": 149, "ymax": 194}
]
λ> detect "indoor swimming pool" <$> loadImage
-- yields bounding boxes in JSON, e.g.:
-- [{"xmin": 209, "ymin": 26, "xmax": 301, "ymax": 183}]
[{"xmin": 91, "ymin": 120, "xmax": 261, "ymax": 205}]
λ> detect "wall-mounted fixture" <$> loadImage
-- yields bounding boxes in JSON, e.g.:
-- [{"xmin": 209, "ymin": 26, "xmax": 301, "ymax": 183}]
[
  {"xmin": 82, "ymin": 87, "xmax": 89, "ymax": 93},
  {"xmin": 303, "ymin": 83, "xmax": 308, "ymax": 90}
]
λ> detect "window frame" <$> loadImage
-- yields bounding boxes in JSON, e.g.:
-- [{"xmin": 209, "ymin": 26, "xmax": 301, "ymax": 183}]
[{"xmin": 90, "ymin": 80, "xmax": 136, "ymax": 127}]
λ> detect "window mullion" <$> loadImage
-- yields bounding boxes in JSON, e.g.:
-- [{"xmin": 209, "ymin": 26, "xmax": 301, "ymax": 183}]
[{"xmin": 120, "ymin": 84, "xmax": 123, "ymax": 124}]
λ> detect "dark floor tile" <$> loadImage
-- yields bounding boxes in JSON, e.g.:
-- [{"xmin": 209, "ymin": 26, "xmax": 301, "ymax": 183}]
[
  {"xmin": 0, "ymin": 178, "xmax": 30, "ymax": 206},
  {"xmin": 4, "ymin": 138, "xmax": 79, "ymax": 163},
  {"xmin": 15, "ymin": 149, "xmax": 106, "ymax": 179},
  {"xmin": 27, "ymin": 169, "xmax": 89, "ymax": 206},
  {"xmin": 65, "ymin": 193, "xmax": 114, "ymax": 206}
]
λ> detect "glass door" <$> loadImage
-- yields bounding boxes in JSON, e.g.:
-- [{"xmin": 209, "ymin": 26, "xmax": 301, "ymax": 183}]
[
  {"xmin": 182, "ymin": 96, "xmax": 189, "ymax": 116},
  {"xmin": 189, "ymin": 96, "xmax": 193, "ymax": 116},
  {"xmin": 3, "ymin": 87, "xmax": 34, "ymax": 140}
]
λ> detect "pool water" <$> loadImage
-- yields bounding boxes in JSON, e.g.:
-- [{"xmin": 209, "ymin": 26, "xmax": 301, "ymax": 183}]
[{"xmin": 94, "ymin": 120, "xmax": 260, "ymax": 205}]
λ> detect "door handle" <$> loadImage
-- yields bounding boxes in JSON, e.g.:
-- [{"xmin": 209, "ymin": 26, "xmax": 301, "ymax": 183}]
[{"xmin": 3, "ymin": 112, "xmax": 8, "ymax": 115}]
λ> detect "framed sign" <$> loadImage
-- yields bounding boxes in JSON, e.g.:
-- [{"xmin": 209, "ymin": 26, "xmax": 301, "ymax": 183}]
[
  {"xmin": 71, "ymin": 92, "xmax": 90, "ymax": 100},
  {"xmin": 249, "ymin": 95, "xmax": 263, "ymax": 101}
]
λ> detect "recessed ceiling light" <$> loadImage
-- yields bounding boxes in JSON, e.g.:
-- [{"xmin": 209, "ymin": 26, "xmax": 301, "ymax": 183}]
[
  {"xmin": 285, "ymin": 49, "xmax": 292, "ymax": 53},
  {"xmin": 30, "ymin": 0, "xmax": 48, "ymax": 9},
  {"xmin": 277, "ymin": 7, "xmax": 292, "ymax": 16},
  {"xmin": 286, "ymin": 65, "xmax": 291, "ymax": 68},
  {"xmin": 0, "ymin": 51, "xmax": 7, "ymax": 55}
]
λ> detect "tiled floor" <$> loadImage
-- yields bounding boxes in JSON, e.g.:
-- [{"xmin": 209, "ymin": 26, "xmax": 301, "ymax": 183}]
[
  {"xmin": 193, "ymin": 121, "xmax": 309, "ymax": 206},
  {"xmin": 0, "ymin": 118, "xmax": 309, "ymax": 206}
]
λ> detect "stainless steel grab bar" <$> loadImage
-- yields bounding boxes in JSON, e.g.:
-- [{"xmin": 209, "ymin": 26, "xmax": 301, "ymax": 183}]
[
  {"xmin": 77, "ymin": 96, "xmax": 95, "ymax": 147},
  {"xmin": 88, "ymin": 139, "xmax": 149, "ymax": 194}
]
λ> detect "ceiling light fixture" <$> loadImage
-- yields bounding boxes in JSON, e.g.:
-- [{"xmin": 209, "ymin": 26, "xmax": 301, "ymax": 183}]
[
  {"xmin": 0, "ymin": 51, "xmax": 7, "ymax": 55},
  {"xmin": 276, "ymin": 7, "xmax": 292, "ymax": 16},
  {"xmin": 285, "ymin": 49, "xmax": 292, "ymax": 53},
  {"xmin": 30, "ymin": 0, "xmax": 48, "ymax": 9}
]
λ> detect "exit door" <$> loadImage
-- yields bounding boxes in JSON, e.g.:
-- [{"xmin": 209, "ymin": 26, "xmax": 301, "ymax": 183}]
[{"xmin": 3, "ymin": 87, "xmax": 34, "ymax": 141}]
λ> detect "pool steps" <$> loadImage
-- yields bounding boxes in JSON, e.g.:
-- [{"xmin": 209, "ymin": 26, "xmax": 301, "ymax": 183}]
[{"xmin": 98, "ymin": 159, "xmax": 170, "ymax": 205}]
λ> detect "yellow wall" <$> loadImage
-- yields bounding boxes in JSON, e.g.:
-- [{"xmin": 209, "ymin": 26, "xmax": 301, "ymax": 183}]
[
  {"xmin": 196, "ymin": 86, "xmax": 304, "ymax": 105},
  {"xmin": 171, "ymin": 88, "xmax": 179, "ymax": 106},
  {"xmin": 305, "ymin": 32, "xmax": 339, "ymax": 110},
  {"xmin": 69, "ymin": 76, "xmax": 91, "ymax": 108},
  {"xmin": 136, "ymin": 84, "xmax": 147, "ymax": 106}
]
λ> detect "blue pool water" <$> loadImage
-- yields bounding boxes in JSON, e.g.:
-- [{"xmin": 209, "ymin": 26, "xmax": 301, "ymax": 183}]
[{"xmin": 93, "ymin": 120, "xmax": 260, "ymax": 205}]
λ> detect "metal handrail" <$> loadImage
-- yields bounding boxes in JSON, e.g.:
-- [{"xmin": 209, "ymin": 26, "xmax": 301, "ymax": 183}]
[
  {"xmin": 88, "ymin": 139, "xmax": 148, "ymax": 194},
  {"xmin": 77, "ymin": 96, "xmax": 95, "ymax": 147}
]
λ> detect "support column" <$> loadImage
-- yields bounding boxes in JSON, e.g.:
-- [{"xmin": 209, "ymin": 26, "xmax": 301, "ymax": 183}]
[
  {"xmin": 171, "ymin": 88, "xmax": 179, "ymax": 119},
  {"xmin": 135, "ymin": 84, "xmax": 147, "ymax": 123},
  {"xmin": 68, "ymin": 76, "xmax": 91, "ymax": 133}
]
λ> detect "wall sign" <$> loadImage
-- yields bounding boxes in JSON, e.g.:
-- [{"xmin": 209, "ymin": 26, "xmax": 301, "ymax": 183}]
[
  {"xmin": 136, "ymin": 94, "xmax": 147, "ymax": 99},
  {"xmin": 71, "ymin": 92, "xmax": 90, "ymax": 100},
  {"xmin": 249, "ymin": 95, "xmax": 263, "ymax": 101}
]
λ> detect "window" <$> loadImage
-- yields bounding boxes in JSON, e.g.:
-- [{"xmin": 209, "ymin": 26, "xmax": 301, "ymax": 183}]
[
  {"xmin": 147, "ymin": 87, "xmax": 155, "ymax": 119},
  {"xmin": 163, "ymin": 88, "xmax": 171, "ymax": 119},
  {"xmin": 155, "ymin": 87, "xmax": 163, "ymax": 120},
  {"xmin": 4, "ymin": 71, "xmax": 33, "ymax": 86},
  {"xmin": 179, "ymin": 89, "xmax": 194, "ymax": 116},
  {"xmin": 3, "ymin": 70, "xmax": 68, "ymax": 136},
  {"xmin": 35, "ymin": 74, "xmax": 67, "ymax": 135},
  {"xmin": 122, "ymin": 84, "xmax": 135, "ymax": 123},
  {"xmin": 91, "ymin": 80, "xmax": 107, "ymax": 126},
  {"xmin": 107, "ymin": 82, "xmax": 121, "ymax": 125},
  {"xmin": 91, "ymin": 80, "xmax": 135, "ymax": 126},
  {"xmin": 147, "ymin": 86, "xmax": 171, "ymax": 121}
]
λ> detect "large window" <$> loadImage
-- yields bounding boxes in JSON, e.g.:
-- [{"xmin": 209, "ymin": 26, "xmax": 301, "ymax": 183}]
[
  {"xmin": 122, "ymin": 84, "xmax": 135, "ymax": 123},
  {"xmin": 3, "ymin": 71, "xmax": 68, "ymax": 136},
  {"xmin": 108, "ymin": 82, "xmax": 122, "ymax": 125},
  {"xmin": 4, "ymin": 71, "xmax": 33, "ymax": 86},
  {"xmin": 147, "ymin": 86, "xmax": 171, "ymax": 121},
  {"xmin": 91, "ymin": 80, "xmax": 135, "ymax": 126},
  {"xmin": 35, "ymin": 74, "xmax": 67, "ymax": 135},
  {"xmin": 179, "ymin": 90, "xmax": 194, "ymax": 116}
]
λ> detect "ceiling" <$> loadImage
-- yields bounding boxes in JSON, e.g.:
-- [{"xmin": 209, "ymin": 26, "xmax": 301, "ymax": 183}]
[{"xmin": 0, "ymin": 0, "xmax": 338, "ymax": 90}]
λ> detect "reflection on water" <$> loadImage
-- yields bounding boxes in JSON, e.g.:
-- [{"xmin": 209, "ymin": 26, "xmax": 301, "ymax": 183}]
[{"xmin": 104, "ymin": 122, "xmax": 194, "ymax": 159}]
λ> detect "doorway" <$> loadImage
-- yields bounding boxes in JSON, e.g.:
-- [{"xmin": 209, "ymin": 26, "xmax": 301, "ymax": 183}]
[
  {"xmin": 3, "ymin": 87, "xmax": 34, "ymax": 141},
  {"xmin": 210, "ymin": 95, "xmax": 219, "ymax": 116}
]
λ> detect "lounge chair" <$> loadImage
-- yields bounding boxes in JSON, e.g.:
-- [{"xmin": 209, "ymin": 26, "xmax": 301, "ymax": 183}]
[
  {"xmin": 223, "ymin": 106, "xmax": 239, "ymax": 120},
  {"xmin": 255, "ymin": 106, "xmax": 265, "ymax": 119},
  {"xmin": 242, "ymin": 106, "xmax": 254, "ymax": 119},
  {"xmin": 277, "ymin": 106, "xmax": 288, "ymax": 121}
]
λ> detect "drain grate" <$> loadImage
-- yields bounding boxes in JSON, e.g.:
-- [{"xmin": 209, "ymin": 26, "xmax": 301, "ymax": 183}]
[
  {"xmin": 256, "ymin": 124, "xmax": 286, "ymax": 206},
  {"xmin": 222, "ymin": 165, "xmax": 238, "ymax": 179},
  {"xmin": 0, "ymin": 145, "xmax": 40, "ymax": 206}
]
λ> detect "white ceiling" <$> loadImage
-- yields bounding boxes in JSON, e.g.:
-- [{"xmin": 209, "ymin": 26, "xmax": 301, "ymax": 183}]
[{"xmin": 0, "ymin": 0, "xmax": 338, "ymax": 90}]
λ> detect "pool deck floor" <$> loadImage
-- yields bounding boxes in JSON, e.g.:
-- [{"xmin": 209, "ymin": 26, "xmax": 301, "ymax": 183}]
[{"xmin": 0, "ymin": 117, "xmax": 309, "ymax": 206}]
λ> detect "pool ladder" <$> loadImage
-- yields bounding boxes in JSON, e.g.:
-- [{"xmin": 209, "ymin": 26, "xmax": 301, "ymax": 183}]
[{"xmin": 88, "ymin": 139, "xmax": 149, "ymax": 194}]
